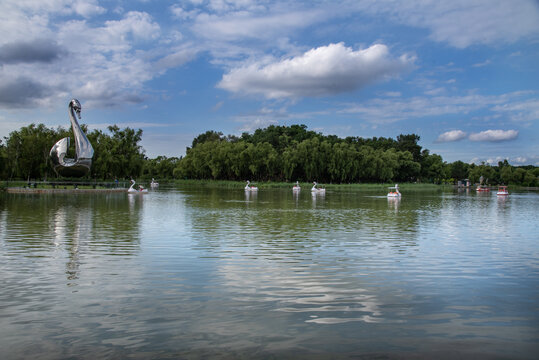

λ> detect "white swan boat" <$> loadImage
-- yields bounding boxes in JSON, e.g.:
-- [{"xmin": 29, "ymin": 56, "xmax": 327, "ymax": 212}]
[
  {"xmin": 311, "ymin": 182, "xmax": 325, "ymax": 194},
  {"xmin": 150, "ymin": 178, "xmax": 159, "ymax": 188},
  {"xmin": 128, "ymin": 179, "xmax": 148, "ymax": 193},
  {"xmin": 387, "ymin": 184, "xmax": 401, "ymax": 198},
  {"xmin": 245, "ymin": 180, "xmax": 258, "ymax": 191},
  {"xmin": 292, "ymin": 181, "xmax": 301, "ymax": 192},
  {"xmin": 496, "ymin": 186, "xmax": 509, "ymax": 196}
]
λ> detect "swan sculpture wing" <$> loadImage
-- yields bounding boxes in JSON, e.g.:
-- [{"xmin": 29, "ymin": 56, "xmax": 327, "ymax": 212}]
[{"xmin": 50, "ymin": 99, "xmax": 94, "ymax": 177}]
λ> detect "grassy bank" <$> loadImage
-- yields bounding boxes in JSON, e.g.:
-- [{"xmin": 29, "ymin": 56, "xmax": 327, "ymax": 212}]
[{"xmin": 2, "ymin": 180, "xmax": 129, "ymax": 190}]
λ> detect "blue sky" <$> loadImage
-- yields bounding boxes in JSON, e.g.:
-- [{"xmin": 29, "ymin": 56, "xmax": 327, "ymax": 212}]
[{"xmin": 0, "ymin": 0, "xmax": 538, "ymax": 165}]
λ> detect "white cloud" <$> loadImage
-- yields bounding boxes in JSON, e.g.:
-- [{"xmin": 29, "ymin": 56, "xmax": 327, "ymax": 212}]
[
  {"xmin": 472, "ymin": 60, "xmax": 491, "ymax": 68},
  {"xmin": 193, "ymin": 9, "xmax": 323, "ymax": 41},
  {"xmin": 0, "ymin": 4, "xmax": 164, "ymax": 109},
  {"xmin": 436, "ymin": 130, "xmax": 467, "ymax": 143},
  {"xmin": 170, "ymin": 5, "xmax": 200, "ymax": 20},
  {"xmin": 179, "ymin": 0, "xmax": 539, "ymax": 49},
  {"xmin": 155, "ymin": 46, "xmax": 199, "ymax": 71},
  {"xmin": 341, "ymin": 92, "xmax": 537, "ymax": 125},
  {"xmin": 212, "ymin": 101, "xmax": 224, "ymax": 111},
  {"xmin": 491, "ymin": 98, "xmax": 539, "ymax": 123},
  {"xmin": 341, "ymin": 94, "xmax": 495, "ymax": 124},
  {"xmin": 218, "ymin": 43, "xmax": 414, "ymax": 98},
  {"xmin": 470, "ymin": 155, "xmax": 538, "ymax": 166},
  {"xmin": 469, "ymin": 129, "xmax": 519, "ymax": 142},
  {"xmin": 0, "ymin": 0, "xmax": 105, "ymax": 25},
  {"xmin": 424, "ymin": 87, "xmax": 445, "ymax": 96},
  {"xmin": 512, "ymin": 156, "xmax": 539, "ymax": 166},
  {"xmin": 238, "ymin": 117, "xmax": 278, "ymax": 132},
  {"xmin": 103, "ymin": 11, "xmax": 160, "ymax": 42},
  {"xmin": 358, "ymin": 0, "xmax": 539, "ymax": 48},
  {"xmin": 72, "ymin": 0, "xmax": 106, "ymax": 18}
]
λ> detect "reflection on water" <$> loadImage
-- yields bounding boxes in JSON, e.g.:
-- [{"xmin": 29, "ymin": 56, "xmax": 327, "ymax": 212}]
[
  {"xmin": 1, "ymin": 193, "xmax": 141, "ymax": 287},
  {"xmin": 0, "ymin": 188, "xmax": 538, "ymax": 359}
]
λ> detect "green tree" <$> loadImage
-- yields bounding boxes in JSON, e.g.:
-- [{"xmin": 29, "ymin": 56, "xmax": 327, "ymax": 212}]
[
  {"xmin": 190, "ymin": 130, "xmax": 223, "ymax": 151},
  {"xmin": 420, "ymin": 150, "xmax": 446, "ymax": 183},
  {"xmin": 449, "ymin": 160, "xmax": 469, "ymax": 180},
  {"xmin": 522, "ymin": 170, "xmax": 536, "ymax": 186},
  {"xmin": 468, "ymin": 163, "xmax": 496, "ymax": 184},
  {"xmin": 499, "ymin": 166, "xmax": 513, "ymax": 185},
  {"xmin": 143, "ymin": 156, "xmax": 180, "ymax": 179},
  {"xmin": 0, "ymin": 139, "xmax": 7, "ymax": 179},
  {"xmin": 397, "ymin": 134, "xmax": 422, "ymax": 162},
  {"xmin": 395, "ymin": 150, "xmax": 421, "ymax": 182},
  {"xmin": 4, "ymin": 124, "xmax": 56, "ymax": 180},
  {"xmin": 512, "ymin": 168, "xmax": 526, "ymax": 185}
]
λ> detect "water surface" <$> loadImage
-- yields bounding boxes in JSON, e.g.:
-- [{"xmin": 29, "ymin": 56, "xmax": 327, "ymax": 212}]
[{"xmin": 1, "ymin": 186, "xmax": 538, "ymax": 359}]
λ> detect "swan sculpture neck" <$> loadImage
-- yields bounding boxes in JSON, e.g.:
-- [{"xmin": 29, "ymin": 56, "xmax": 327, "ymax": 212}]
[
  {"xmin": 128, "ymin": 179, "xmax": 136, "ymax": 191},
  {"xmin": 68, "ymin": 99, "xmax": 94, "ymax": 162}
]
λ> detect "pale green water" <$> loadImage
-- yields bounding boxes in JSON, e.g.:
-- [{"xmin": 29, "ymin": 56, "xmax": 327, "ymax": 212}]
[{"xmin": 0, "ymin": 186, "xmax": 538, "ymax": 359}]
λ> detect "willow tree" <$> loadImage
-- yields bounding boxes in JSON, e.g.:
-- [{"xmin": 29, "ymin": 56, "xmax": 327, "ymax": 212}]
[{"xmin": 3, "ymin": 124, "xmax": 56, "ymax": 180}]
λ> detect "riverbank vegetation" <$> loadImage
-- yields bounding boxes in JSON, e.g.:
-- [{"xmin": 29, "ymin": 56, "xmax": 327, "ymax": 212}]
[{"xmin": 0, "ymin": 123, "xmax": 537, "ymax": 187}]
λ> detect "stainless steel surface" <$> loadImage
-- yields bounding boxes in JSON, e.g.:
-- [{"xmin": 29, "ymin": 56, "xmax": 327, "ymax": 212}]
[{"xmin": 50, "ymin": 99, "xmax": 94, "ymax": 177}]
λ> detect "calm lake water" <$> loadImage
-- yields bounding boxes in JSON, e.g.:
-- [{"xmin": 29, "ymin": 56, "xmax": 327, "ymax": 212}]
[{"xmin": 0, "ymin": 186, "xmax": 538, "ymax": 359}]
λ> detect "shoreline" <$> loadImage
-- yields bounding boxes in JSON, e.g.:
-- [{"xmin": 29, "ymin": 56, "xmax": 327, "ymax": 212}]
[
  {"xmin": 3, "ymin": 180, "xmax": 537, "ymax": 193},
  {"xmin": 6, "ymin": 187, "xmax": 127, "ymax": 194}
]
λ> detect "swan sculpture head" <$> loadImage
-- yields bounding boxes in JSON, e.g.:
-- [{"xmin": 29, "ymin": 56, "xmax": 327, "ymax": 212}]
[{"xmin": 70, "ymin": 99, "xmax": 82, "ymax": 119}]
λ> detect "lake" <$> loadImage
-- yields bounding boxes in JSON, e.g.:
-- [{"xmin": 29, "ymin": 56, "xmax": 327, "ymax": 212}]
[{"xmin": 1, "ymin": 185, "xmax": 538, "ymax": 359}]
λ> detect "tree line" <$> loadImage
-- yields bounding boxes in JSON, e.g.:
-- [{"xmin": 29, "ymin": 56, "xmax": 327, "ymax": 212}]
[
  {"xmin": 0, "ymin": 123, "xmax": 178, "ymax": 181},
  {"xmin": 174, "ymin": 125, "xmax": 537, "ymax": 186},
  {"xmin": 0, "ymin": 123, "xmax": 537, "ymax": 186}
]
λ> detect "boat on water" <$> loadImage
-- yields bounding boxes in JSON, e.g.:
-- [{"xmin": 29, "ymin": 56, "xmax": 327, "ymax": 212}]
[
  {"xmin": 150, "ymin": 178, "xmax": 159, "ymax": 188},
  {"xmin": 245, "ymin": 180, "xmax": 258, "ymax": 192},
  {"xmin": 476, "ymin": 175, "xmax": 490, "ymax": 192},
  {"xmin": 387, "ymin": 184, "xmax": 401, "ymax": 198},
  {"xmin": 311, "ymin": 182, "xmax": 325, "ymax": 195},
  {"xmin": 292, "ymin": 181, "xmax": 301, "ymax": 192},
  {"xmin": 496, "ymin": 186, "xmax": 509, "ymax": 196},
  {"xmin": 128, "ymin": 179, "xmax": 148, "ymax": 194}
]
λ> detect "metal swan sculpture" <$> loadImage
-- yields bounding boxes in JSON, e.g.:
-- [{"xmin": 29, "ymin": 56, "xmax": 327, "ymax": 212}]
[{"xmin": 50, "ymin": 99, "xmax": 94, "ymax": 177}]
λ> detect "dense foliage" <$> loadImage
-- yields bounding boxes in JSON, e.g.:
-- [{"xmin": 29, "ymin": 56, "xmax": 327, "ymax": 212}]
[
  {"xmin": 0, "ymin": 123, "xmax": 176, "ymax": 181},
  {"xmin": 174, "ymin": 125, "xmax": 537, "ymax": 186},
  {"xmin": 0, "ymin": 123, "xmax": 537, "ymax": 186}
]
